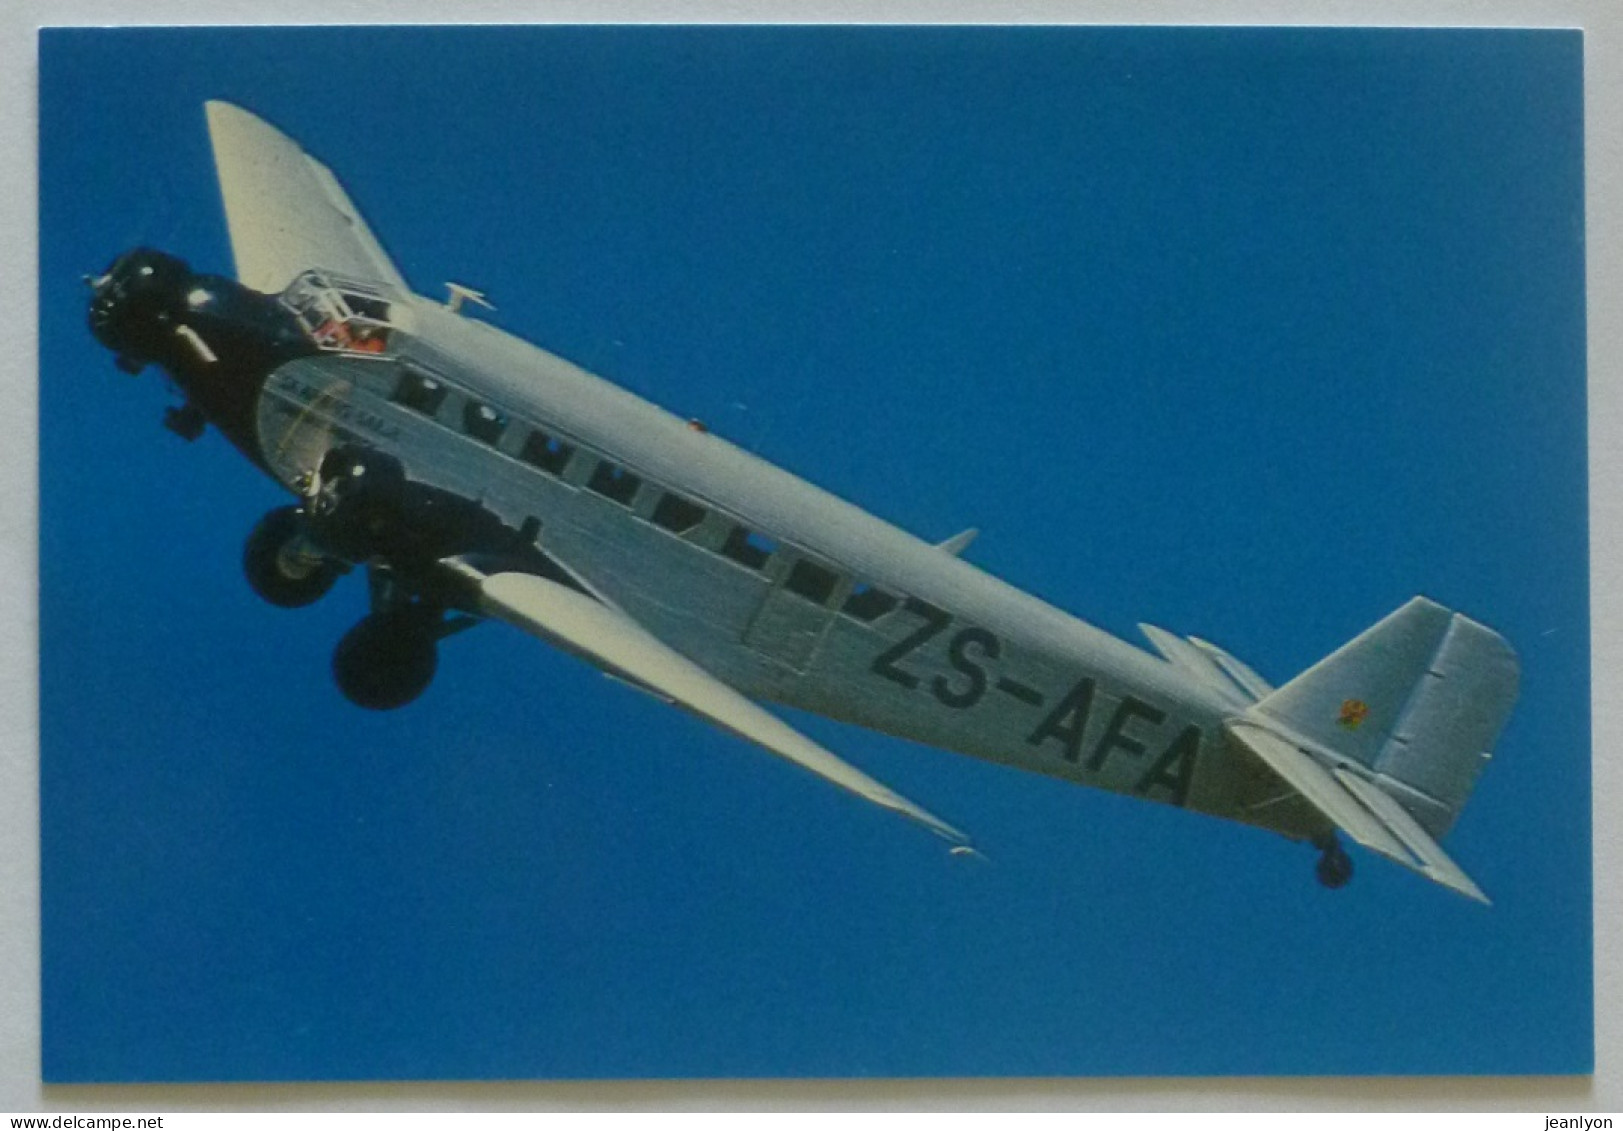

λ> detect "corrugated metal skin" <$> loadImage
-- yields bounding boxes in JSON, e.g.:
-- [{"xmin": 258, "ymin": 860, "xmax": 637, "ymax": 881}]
[{"xmin": 1378, "ymin": 614, "xmax": 1520, "ymax": 833}]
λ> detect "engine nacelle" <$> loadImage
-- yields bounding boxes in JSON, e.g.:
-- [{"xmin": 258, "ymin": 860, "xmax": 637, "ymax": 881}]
[
  {"xmin": 90, "ymin": 248, "xmax": 309, "ymax": 376},
  {"xmin": 87, "ymin": 248, "xmax": 193, "ymax": 372},
  {"xmin": 87, "ymin": 247, "xmax": 314, "ymax": 455}
]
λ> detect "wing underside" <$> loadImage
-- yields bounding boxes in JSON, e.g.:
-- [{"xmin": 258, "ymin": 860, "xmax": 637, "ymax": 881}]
[
  {"xmin": 205, "ymin": 100, "xmax": 409, "ymax": 295},
  {"xmin": 471, "ymin": 568, "xmax": 971, "ymax": 849},
  {"xmin": 1226, "ymin": 719, "xmax": 1488, "ymax": 903}
]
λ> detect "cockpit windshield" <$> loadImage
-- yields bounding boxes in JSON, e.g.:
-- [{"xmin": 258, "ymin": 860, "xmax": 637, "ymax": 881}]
[{"xmin": 280, "ymin": 271, "xmax": 402, "ymax": 357}]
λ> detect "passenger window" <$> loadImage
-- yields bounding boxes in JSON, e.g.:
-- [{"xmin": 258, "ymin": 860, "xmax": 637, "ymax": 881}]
[
  {"xmin": 463, "ymin": 401, "xmax": 507, "ymax": 445},
  {"xmin": 721, "ymin": 525, "xmax": 777, "ymax": 570},
  {"xmin": 587, "ymin": 460, "xmax": 642, "ymax": 505},
  {"xmin": 842, "ymin": 582, "xmax": 900, "ymax": 621},
  {"xmin": 784, "ymin": 559, "xmax": 839, "ymax": 605},
  {"xmin": 520, "ymin": 429, "xmax": 575, "ymax": 475},
  {"xmin": 394, "ymin": 370, "xmax": 447, "ymax": 416},
  {"xmin": 651, "ymin": 491, "xmax": 707, "ymax": 535}
]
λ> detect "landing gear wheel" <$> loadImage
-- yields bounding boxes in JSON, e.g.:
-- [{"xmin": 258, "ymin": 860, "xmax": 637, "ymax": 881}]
[
  {"xmin": 332, "ymin": 608, "xmax": 439, "ymax": 710},
  {"xmin": 244, "ymin": 506, "xmax": 343, "ymax": 608},
  {"xmin": 1315, "ymin": 841, "xmax": 1354, "ymax": 890}
]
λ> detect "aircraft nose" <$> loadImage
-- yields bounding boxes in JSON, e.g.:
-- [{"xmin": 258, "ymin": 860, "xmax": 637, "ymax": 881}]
[
  {"xmin": 86, "ymin": 263, "xmax": 130, "ymax": 331},
  {"xmin": 85, "ymin": 248, "xmax": 192, "ymax": 368},
  {"xmin": 85, "ymin": 266, "xmax": 137, "ymax": 359}
]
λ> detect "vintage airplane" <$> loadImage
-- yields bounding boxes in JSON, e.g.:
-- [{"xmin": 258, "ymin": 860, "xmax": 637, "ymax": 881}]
[{"xmin": 84, "ymin": 102, "xmax": 1520, "ymax": 900}]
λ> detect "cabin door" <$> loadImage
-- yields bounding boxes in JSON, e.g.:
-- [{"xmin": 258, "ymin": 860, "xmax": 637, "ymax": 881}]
[{"xmin": 742, "ymin": 561, "xmax": 841, "ymax": 672}]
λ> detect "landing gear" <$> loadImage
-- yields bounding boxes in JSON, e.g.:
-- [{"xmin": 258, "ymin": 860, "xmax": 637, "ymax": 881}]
[
  {"xmin": 1314, "ymin": 834, "xmax": 1354, "ymax": 890},
  {"xmin": 332, "ymin": 606, "xmax": 441, "ymax": 710},
  {"xmin": 243, "ymin": 450, "xmax": 508, "ymax": 709},
  {"xmin": 243, "ymin": 506, "xmax": 344, "ymax": 608}
]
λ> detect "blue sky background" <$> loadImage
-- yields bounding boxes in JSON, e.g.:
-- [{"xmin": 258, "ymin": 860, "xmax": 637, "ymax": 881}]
[{"xmin": 38, "ymin": 26, "xmax": 1588, "ymax": 1081}]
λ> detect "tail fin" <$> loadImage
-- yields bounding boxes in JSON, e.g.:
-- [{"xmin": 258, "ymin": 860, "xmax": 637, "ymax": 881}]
[{"xmin": 1252, "ymin": 596, "xmax": 1519, "ymax": 837}]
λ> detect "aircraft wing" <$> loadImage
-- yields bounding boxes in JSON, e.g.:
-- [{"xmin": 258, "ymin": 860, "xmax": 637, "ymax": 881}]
[
  {"xmin": 205, "ymin": 101, "xmax": 409, "ymax": 295},
  {"xmin": 1225, "ymin": 719, "xmax": 1489, "ymax": 903},
  {"xmin": 472, "ymin": 569, "xmax": 972, "ymax": 849}
]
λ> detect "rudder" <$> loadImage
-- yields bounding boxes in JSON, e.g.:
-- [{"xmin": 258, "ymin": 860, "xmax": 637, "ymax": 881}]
[{"xmin": 1252, "ymin": 597, "xmax": 1519, "ymax": 837}]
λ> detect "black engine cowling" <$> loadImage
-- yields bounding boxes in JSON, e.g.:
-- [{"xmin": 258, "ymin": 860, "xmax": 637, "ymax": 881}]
[
  {"xmin": 87, "ymin": 248, "xmax": 314, "ymax": 455},
  {"xmin": 89, "ymin": 249, "xmax": 307, "ymax": 375},
  {"xmin": 306, "ymin": 445, "xmax": 523, "ymax": 569}
]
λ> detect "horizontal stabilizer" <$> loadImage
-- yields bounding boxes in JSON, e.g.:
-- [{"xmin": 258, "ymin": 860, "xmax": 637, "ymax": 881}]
[
  {"xmin": 475, "ymin": 570, "xmax": 970, "ymax": 848},
  {"xmin": 1141, "ymin": 625, "xmax": 1271, "ymax": 703},
  {"xmin": 1226, "ymin": 719, "xmax": 1489, "ymax": 903},
  {"xmin": 1331, "ymin": 768, "xmax": 1488, "ymax": 903},
  {"xmin": 1187, "ymin": 636, "xmax": 1275, "ymax": 701}
]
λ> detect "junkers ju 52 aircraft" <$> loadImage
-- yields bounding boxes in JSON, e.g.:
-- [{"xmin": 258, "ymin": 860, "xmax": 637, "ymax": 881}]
[{"xmin": 86, "ymin": 102, "xmax": 1520, "ymax": 901}]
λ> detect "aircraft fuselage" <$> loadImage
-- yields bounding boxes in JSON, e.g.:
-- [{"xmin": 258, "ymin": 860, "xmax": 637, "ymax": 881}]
[{"xmin": 242, "ymin": 279, "xmax": 1320, "ymax": 842}]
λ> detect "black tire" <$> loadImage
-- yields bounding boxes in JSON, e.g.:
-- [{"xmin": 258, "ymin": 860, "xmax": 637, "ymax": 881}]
[
  {"xmin": 332, "ymin": 609, "xmax": 439, "ymax": 710},
  {"xmin": 1315, "ymin": 845, "xmax": 1354, "ymax": 890},
  {"xmin": 244, "ymin": 506, "xmax": 342, "ymax": 608}
]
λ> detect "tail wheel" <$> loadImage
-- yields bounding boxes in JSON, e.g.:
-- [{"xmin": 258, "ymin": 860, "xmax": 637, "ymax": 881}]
[
  {"xmin": 1315, "ymin": 842, "xmax": 1354, "ymax": 890},
  {"xmin": 332, "ymin": 608, "xmax": 439, "ymax": 710},
  {"xmin": 244, "ymin": 506, "xmax": 343, "ymax": 608}
]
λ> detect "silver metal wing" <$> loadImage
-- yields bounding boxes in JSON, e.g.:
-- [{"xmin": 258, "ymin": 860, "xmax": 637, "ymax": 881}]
[
  {"xmin": 474, "ymin": 569, "xmax": 973, "ymax": 850},
  {"xmin": 205, "ymin": 100, "xmax": 409, "ymax": 295}
]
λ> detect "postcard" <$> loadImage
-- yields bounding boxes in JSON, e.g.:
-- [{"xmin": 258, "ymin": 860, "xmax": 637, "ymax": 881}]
[{"xmin": 38, "ymin": 24, "xmax": 1590, "ymax": 1082}]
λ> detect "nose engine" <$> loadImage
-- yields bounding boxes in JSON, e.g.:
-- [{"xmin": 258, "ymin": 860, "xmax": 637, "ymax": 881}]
[
  {"xmin": 86, "ymin": 248, "xmax": 312, "ymax": 446},
  {"xmin": 87, "ymin": 248, "xmax": 195, "ymax": 373}
]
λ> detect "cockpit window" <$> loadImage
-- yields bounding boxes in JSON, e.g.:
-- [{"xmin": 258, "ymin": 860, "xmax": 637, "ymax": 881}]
[{"xmin": 282, "ymin": 271, "xmax": 399, "ymax": 357}]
